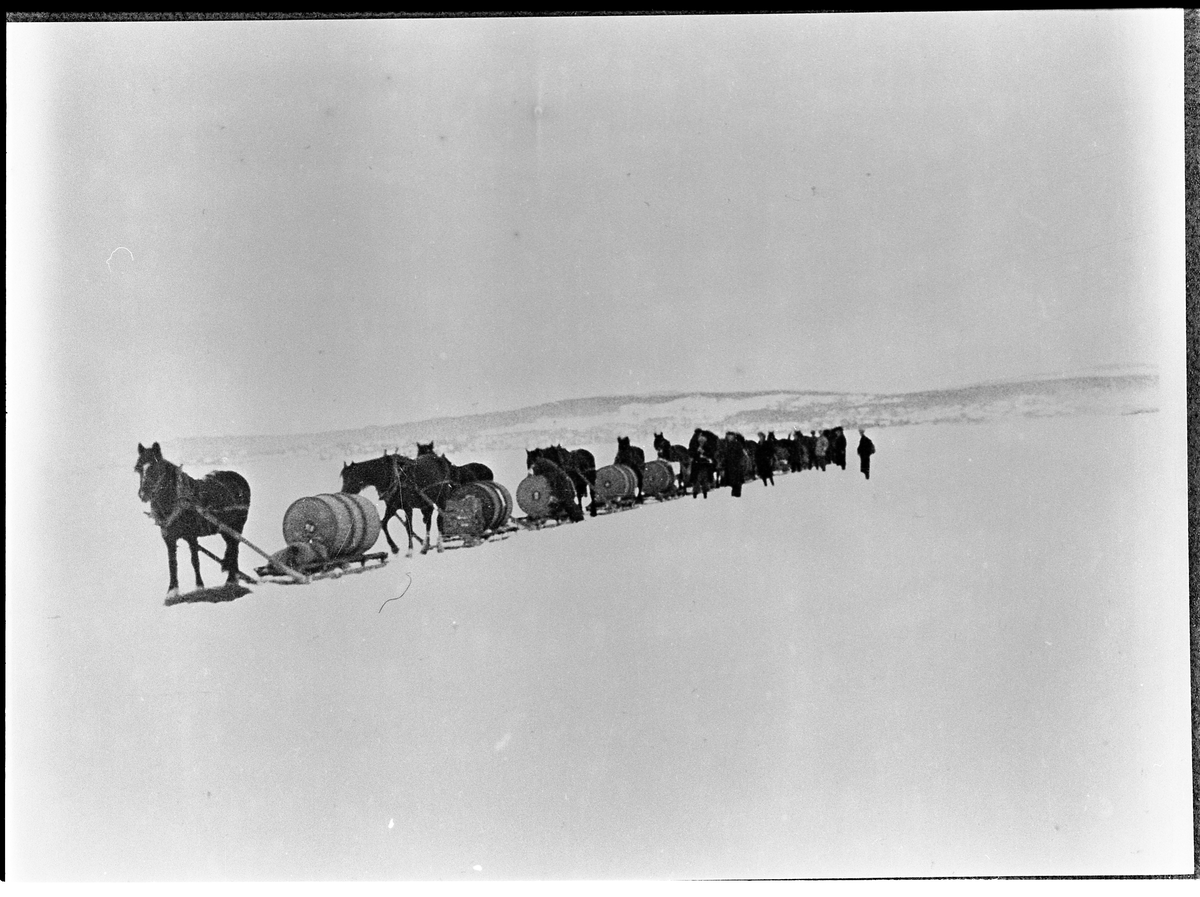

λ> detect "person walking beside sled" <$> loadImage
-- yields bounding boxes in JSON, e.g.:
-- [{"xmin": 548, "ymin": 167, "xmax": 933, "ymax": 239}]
[
  {"xmin": 814, "ymin": 431, "xmax": 829, "ymax": 471},
  {"xmin": 856, "ymin": 429, "xmax": 875, "ymax": 480},
  {"xmin": 723, "ymin": 432, "xmax": 748, "ymax": 498}
]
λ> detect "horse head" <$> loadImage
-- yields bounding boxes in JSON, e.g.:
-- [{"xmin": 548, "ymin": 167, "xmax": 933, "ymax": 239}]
[
  {"xmin": 416, "ymin": 441, "xmax": 435, "ymax": 457},
  {"xmin": 136, "ymin": 442, "xmax": 167, "ymax": 502},
  {"xmin": 525, "ymin": 447, "xmax": 543, "ymax": 471},
  {"xmin": 340, "ymin": 459, "xmax": 375, "ymax": 496}
]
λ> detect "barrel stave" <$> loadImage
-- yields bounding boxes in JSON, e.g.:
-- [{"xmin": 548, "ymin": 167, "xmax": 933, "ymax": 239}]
[{"xmin": 283, "ymin": 493, "xmax": 381, "ymax": 558}]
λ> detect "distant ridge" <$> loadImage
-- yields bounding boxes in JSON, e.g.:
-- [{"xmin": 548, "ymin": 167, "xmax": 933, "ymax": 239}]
[{"xmin": 175, "ymin": 370, "xmax": 1159, "ymax": 466}]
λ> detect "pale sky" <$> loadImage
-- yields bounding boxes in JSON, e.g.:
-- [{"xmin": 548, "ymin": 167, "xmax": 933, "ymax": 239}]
[{"xmin": 7, "ymin": 12, "xmax": 1184, "ymax": 453}]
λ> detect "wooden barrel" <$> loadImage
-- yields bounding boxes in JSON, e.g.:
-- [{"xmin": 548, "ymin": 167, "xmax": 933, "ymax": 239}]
[
  {"xmin": 283, "ymin": 493, "xmax": 381, "ymax": 558},
  {"xmin": 593, "ymin": 464, "xmax": 638, "ymax": 502},
  {"xmin": 642, "ymin": 459, "xmax": 675, "ymax": 496},
  {"xmin": 516, "ymin": 474, "xmax": 553, "ymax": 519},
  {"xmin": 444, "ymin": 481, "xmax": 513, "ymax": 536}
]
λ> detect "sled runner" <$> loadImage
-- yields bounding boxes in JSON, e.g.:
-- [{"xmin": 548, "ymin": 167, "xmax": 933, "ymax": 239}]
[{"xmin": 254, "ymin": 549, "xmax": 389, "ymax": 584}]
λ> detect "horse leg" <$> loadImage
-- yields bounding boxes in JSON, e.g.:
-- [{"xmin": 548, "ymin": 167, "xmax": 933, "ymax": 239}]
[
  {"xmin": 434, "ymin": 505, "xmax": 444, "ymax": 553},
  {"xmin": 187, "ymin": 537, "xmax": 205, "ymax": 590},
  {"xmin": 400, "ymin": 506, "xmax": 416, "ymax": 558},
  {"xmin": 381, "ymin": 502, "xmax": 402, "ymax": 555},
  {"xmin": 420, "ymin": 507, "xmax": 433, "ymax": 554},
  {"xmin": 221, "ymin": 533, "xmax": 241, "ymax": 585},
  {"xmin": 164, "ymin": 534, "xmax": 180, "ymax": 597}
]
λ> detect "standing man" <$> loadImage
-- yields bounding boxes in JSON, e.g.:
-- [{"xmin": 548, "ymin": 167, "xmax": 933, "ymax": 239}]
[
  {"xmin": 856, "ymin": 429, "xmax": 876, "ymax": 480},
  {"xmin": 723, "ymin": 432, "xmax": 747, "ymax": 498}
]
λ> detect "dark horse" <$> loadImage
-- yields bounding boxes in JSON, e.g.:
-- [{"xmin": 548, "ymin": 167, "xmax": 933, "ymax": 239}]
[
  {"xmin": 341, "ymin": 450, "xmax": 460, "ymax": 556},
  {"xmin": 417, "ymin": 441, "xmax": 493, "ymax": 483},
  {"xmin": 653, "ymin": 432, "xmax": 692, "ymax": 491},
  {"xmin": 136, "ymin": 442, "xmax": 251, "ymax": 598},
  {"xmin": 529, "ymin": 456, "xmax": 585, "ymax": 522},
  {"xmin": 526, "ymin": 445, "xmax": 595, "ymax": 511},
  {"xmin": 340, "ymin": 452, "xmax": 414, "ymax": 556},
  {"xmin": 615, "ymin": 436, "xmax": 646, "ymax": 499}
]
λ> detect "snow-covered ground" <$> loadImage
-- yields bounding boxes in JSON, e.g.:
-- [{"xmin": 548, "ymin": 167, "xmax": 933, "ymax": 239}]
[{"xmin": 5, "ymin": 405, "xmax": 1192, "ymax": 879}]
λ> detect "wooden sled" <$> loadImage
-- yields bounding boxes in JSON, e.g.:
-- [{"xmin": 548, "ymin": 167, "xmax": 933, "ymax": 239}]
[
  {"xmin": 588, "ymin": 496, "xmax": 641, "ymax": 516},
  {"xmin": 254, "ymin": 550, "xmax": 389, "ymax": 585},
  {"xmin": 512, "ymin": 514, "xmax": 584, "ymax": 531},
  {"xmin": 442, "ymin": 522, "xmax": 521, "ymax": 550}
]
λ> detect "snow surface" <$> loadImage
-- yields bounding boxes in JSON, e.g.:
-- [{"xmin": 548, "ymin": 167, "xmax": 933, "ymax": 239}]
[{"xmin": 5, "ymin": 390, "xmax": 1193, "ymax": 879}]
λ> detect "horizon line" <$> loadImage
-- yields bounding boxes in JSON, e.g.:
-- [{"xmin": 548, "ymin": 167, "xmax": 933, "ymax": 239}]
[{"xmin": 169, "ymin": 365, "xmax": 1159, "ymax": 446}]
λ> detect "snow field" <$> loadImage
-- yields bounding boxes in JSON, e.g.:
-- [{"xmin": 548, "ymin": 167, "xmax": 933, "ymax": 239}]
[{"xmin": 5, "ymin": 413, "xmax": 1191, "ymax": 878}]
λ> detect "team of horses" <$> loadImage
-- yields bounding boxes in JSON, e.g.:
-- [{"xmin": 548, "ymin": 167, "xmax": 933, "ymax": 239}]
[
  {"xmin": 339, "ymin": 441, "xmax": 494, "ymax": 557},
  {"xmin": 137, "ymin": 426, "xmax": 854, "ymax": 596}
]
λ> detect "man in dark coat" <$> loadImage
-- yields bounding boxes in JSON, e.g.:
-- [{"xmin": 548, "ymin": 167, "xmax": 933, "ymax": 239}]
[
  {"xmin": 754, "ymin": 432, "xmax": 776, "ymax": 486},
  {"xmin": 723, "ymin": 432, "xmax": 747, "ymax": 497},
  {"xmin": 832, "ymin": 427, "xmax": 847, "ymax": 470},
  {"xmin": 688, "ymin": 433, "xmax": 715, "ymax": 498},
  {"xmin": 856, "ymin": 429, "xmax": 876, "ymax": 480}
]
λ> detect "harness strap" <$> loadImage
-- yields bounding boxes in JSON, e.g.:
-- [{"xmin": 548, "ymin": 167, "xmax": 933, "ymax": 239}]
[
  {"xmin": 416, "ymin": 479, "xmax": 455, "ymax": 507},
  {"xmin": 381, "ymin": 456, "xmax": 405, "ymax": 505},
  {"xmin": 151, "ymin": 466, "xmax": 249, "ymax": 531}
]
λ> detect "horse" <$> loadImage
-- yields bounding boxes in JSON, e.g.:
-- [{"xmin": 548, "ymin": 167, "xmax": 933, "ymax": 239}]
[
  {"xmin": 653, "ymin": 432, "xmax": 692, "ymax": 490},
  {"xmin": 420, "ymin": 441, "xmax": 496, "ymax": 480},
  {"xmin": 527, "ymin": 446, "xmax": 591, "ymax": 511},
  {"xmin": 792, "ymin": 430, "xmax": 816, "ymax": 471},
  {"xmin": 457, "ymin": 462, "xmax": 494, "ymax": 482},
  {"xmin": 560, "ymin": 445, "xmax": 597, "ymax": 503},
  {"xmin": 405, "ymin": 451, "xmax": 459, "ymax": 552},
  {"xmin": 341, "ymin": 450, "xmax": 459, "ymax": 556},
  {"xmin": 135, "ymin": 442, "xmax": 251, "ymax": 598},
  {"xmin": 339, "ymin": 451, "xmax": 440, "ymax": 557},
  {"xmin": 417, "ymin": 441, "xmax": 494, "ymax": 483},
  {"xmin": 530, "ymin": 457, "xmax": 585, "ymax": 522},
  {"xmin": 615, "ymin": 436, "xmax": 646, "ymax": 498},
  {"xmin": 340, "ymin": 452, "xmax": 414, "ymax": 556}
]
